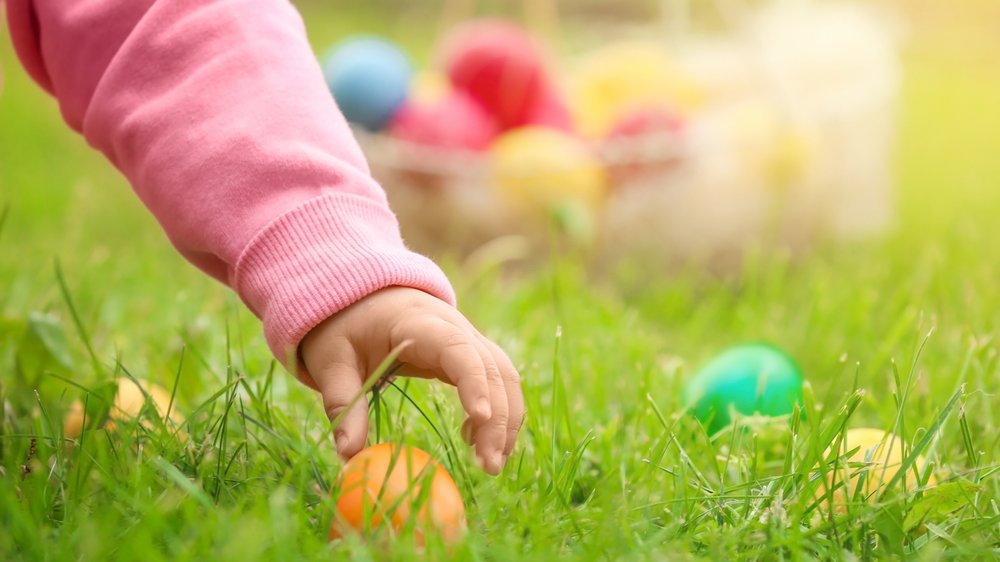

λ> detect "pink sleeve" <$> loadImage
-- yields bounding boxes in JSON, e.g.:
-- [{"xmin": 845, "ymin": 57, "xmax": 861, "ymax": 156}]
[{"xmin": 4, "ymin": 0, "xmax": 456, "ymax": 381}]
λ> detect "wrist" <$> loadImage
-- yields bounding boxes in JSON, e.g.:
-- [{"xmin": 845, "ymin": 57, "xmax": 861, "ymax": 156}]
[{"xmin": 231, "ymin": 193, "xmax": 456, "ymax": 378}]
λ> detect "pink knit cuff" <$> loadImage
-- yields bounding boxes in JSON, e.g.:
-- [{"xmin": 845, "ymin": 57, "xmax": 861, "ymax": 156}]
[{"xmin": 232, "ymin": 192, "xmax": 456, "ymax": 383}]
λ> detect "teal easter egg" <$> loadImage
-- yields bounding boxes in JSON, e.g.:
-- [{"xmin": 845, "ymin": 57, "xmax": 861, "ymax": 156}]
[{"xmin": 683, "ymin": 343, "xmax": 804, "ymax": 434}]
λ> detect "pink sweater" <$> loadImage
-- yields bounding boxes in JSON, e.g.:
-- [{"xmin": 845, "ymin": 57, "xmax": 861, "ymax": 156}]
[{"xmin": 5, "ymin": 0, "xmax": 456, "ymax": 382}]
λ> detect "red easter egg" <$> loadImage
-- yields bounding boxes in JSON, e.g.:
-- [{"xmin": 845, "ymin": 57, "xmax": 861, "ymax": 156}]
[
  {"xmin": 522, "ymin": 87, "xmax": 574, "ymax": 132},
  {"xmin": 441, "ymin": 19, "xmax": 568, "ymax": 130}
]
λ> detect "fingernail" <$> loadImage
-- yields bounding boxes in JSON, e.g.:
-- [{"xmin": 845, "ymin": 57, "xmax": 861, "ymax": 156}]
[
  {"xmin": 491, "ymin": 452, "xmax": 504, "ymax": 472},
  {"xmin": 335, "ymin": 431, "xmax": 349, "ymax": 454},
  {"xmin": 475, "ymin": 398, "xmax": 491, "ymax": 420}
]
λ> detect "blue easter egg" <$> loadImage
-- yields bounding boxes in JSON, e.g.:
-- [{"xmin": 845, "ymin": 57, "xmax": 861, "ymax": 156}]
[{"xmin": 323, "ymin": 37, "xmax": 411, "ymax": 131}]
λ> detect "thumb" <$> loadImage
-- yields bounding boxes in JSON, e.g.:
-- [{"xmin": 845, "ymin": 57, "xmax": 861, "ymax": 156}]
[{"xmin": 306, "ymin": 347, "xmax": 369, "ymax": 459}]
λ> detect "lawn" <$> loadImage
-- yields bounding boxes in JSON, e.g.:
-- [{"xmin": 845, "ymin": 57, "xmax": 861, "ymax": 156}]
[{"xmin": 1, "ymin": 1, "xmax": 998, "ymax": 560}]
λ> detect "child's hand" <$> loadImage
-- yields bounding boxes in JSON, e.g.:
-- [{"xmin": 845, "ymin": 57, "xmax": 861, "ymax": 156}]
[{"xmin": 300, "ymin": 287, "xmax": 524, "ymax": 475}]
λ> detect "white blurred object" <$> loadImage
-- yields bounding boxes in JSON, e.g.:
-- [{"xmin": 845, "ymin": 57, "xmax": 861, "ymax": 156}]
[{"xmin": 746, "ymin": 1, "xmax": 900, "ymax": 238}]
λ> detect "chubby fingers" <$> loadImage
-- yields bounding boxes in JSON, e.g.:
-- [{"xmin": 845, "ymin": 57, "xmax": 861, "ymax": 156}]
[
  {"xmin": 301, "ymin": 341, "xmax": 369, "ymax": 459},
  {"xmin": 393, "ymin": 317, "xmax": 515, "ymax": 474},
  {"xmin": 467, "ymin": 337, "xmax": 509, "ymax": 474},
  {"xmin": 395, "ymin": 317, "xmax": 493, "ymax": 422},
  {"xmin": 459, "ymin": 338, "xmax": 525, "ymax": 469},
  {"xmin": 482, "ymin": 337, "xmax": 526, "ymax": 460}
]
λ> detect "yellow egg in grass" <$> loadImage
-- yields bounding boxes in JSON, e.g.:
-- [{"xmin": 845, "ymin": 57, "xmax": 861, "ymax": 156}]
[
  {"xmin": 107, "ymin": 377, "xmax": 180, "ymax": 425},
  {"xmin": 63, "ymin": 399, "xmax": 87, "ymax": 440},
  {"xmin": 569, "ymin": 42, "xmax": 704, "ymax": 138},
  {"xmin": 63, "ymin": 377, "xmax": 185, "ymax": 440},
  {"xmin": 818, "ymin": 428, "xmax": 935, "ymax": 512}
]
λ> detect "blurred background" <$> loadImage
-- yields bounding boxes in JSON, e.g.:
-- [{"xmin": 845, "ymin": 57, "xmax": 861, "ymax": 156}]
[
  {"xmin": 4, "ymin": 0, "xmax": 999, "ymax": 267},
  {"xmin": 1, "ymin": 0, "xmax": 999, "ymax": 396},
  {"xmin": 294, "ymin": 0, "xmax": 999, "ymax": 270}
]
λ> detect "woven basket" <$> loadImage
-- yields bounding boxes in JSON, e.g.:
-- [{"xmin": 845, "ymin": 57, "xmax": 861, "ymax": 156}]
[{"xmin": 359, "ymin": 1, "xmax": 899, "ymax": 270}]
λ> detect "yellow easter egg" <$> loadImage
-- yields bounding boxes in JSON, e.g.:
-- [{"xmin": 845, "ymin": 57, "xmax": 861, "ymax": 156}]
[
  {"xmin": 819, "ymin": 428, "xmax": 935, "ymax": 511},
  {"xmin": 63, "ymin": 399, "xmax": 86, "ymax": 440},
  {"xmin": 489, "ymin": 126, "xmax": 608, "ymax": 214},
  {"xmin": 63, "ymin": 377, "xmax": 185, "ymax": 439},
  {"xmin": 106, "ymin": 377, "xmax": 184, "ymax": 433},
  {"xmin": 569, "ymin": 42, "xmax": 704, "ymax": 138}
]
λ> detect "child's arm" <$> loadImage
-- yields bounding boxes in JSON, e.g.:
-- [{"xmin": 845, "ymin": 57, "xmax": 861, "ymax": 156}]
[{"xmin": 5, "ymin": 0, "xmax": 522, "ymax": 474}]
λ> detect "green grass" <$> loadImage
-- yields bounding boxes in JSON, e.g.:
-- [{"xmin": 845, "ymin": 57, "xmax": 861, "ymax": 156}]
[{"xmin": 2, "ymin": 2, "xmax": 999, "ymax": 560}]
